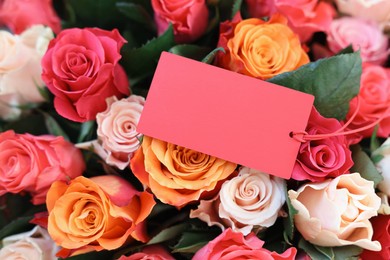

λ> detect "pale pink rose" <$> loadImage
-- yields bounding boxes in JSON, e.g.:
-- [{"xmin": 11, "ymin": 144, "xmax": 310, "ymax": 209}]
[
  {"xmin": 0, "ymin": 130, "xmax": 85, "ymax": 204},
  {"xmin": 345, "ymin": 63, "xmax": 390, "ymax": 138},
  {"xmin": 0, "ymin": 25, "xmax": 53, "ymax": 120},
  {"xmin": 327, "ymin": 17, "xmax": 389, "ymax": 65},
  {"xmin": 190, "ymin": 167, "xmax": 286, "ymax": 235},
  {"xmin": 0, "ymin": 226, "xmax": 58, "ymax": 260},
  {"xmin": 373, "ymin": 138, "xmax": 390, "ymax": 197},
  {"xmin": 77, "ymin": 95, "xmax": 144, "ymax": 170},
  {"xmin": 118, "ymin": 245, "xmax": 174, "ymax": 260},
  {"xmin": 151, "ymin": 0, "xmax": 209, "ymax": 43},
  {"xmin": 245, "ymin": 0, "xmax": 335, "ymax": 42},
  {"xmin": 334, "ymin": 0, "xmax": 390, "ymax": 30},
  {"xmin": 288, "ymin": 173, "xmax": 382, "ymax": 251}
]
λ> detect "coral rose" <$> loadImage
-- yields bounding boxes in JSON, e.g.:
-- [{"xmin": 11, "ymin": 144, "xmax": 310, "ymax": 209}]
[
  {"xmin": 130, "ymin": 136, "xmax": 237, "ymax": 208},
  {"xmin": 291, "ymin": 107, "xmax": 353, "ymax": 182},
  {"xmin": 191, "ymin": 167, "xmax": 286, "ymax": 235},
  {"xmin": 216, "ymin": 14, "xmax": 309, "ymax": 80},
  {"xmin": 345, "ymin": 63, "xmax": 390, "ymax": 138},
  {"xmin": 327, "ymin": 17, "xmax": 389, "ymax": 65},
  {"xmin": 41, "ymin": 28, "xmax": 130, "ymax": 122},
  {"xmin": 0, "ymin": 25, "xmax": 53, "ymax": 120},
  {"xmin": 360, "ymin": 214, "xmax": 390, "ymax": 260},
  {"xmin": 151, "ymin": 0, "xmax": 209, "ymax": 43},
  {"xmin": 0, "ymin": 130, "xmax": 85, "ymax": 204},
  {"xmin": 373, "ymin": 138, "xmax": 390, "ymax": 196},
  {"xmin": 46, "ymin": 175, "xmax": 156, "ymax": 256},
  {"xmin": 288, "ymin": 173, "xmax": 382, "ymax": 251},
  {"xmin": 334, "ymin": 0, "xmax": 390, "ymax": 30},
  {"xmin": 193, "ymin": 228, "xmax": 297, "ymax": 260},
  {"xmin": 118, "ymin": 245, "xmax": 174, "ymax": 260},
  {"xmin": 0, "ymin": 226, "xmax": 58, "ymax": 260},
  {"xmin": 245, "ymin": 0, "xmax": 335, "ymax": 42},
  {"xmin": 0, "ymin": 0, "xmax": 61, "ymax": 34}
]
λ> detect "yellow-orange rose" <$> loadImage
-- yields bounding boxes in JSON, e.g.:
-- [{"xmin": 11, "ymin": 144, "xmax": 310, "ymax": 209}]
[
  {"xmin": 46, "ymin": 175, "xmax": 156, "ymax": 257},
  {"xmin": 130, "ymin": 136, "xmax": 237, "ymax": 208},
  {"xmin": 217, "ymin": 14, "xmax": 309, "ymax": 80}
]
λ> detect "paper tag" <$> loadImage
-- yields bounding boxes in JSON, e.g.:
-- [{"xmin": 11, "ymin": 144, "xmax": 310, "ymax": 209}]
[{"xmin": 137, "ymin": 52, "xmax": 314, "ymax": 179}]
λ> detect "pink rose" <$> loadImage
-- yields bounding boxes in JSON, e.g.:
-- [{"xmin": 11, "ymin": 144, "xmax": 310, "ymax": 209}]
[
  {"xmin": 327, "ymin": 17, "xmax": 389, "ymax": 65},
  {"xmin": 345, "ymin": 63, "xmax": 390, "ymax": 138},
  {"xmin": 118, "ymin": 245, "xmax": 174, "ymax": 260},
  {"xmin": 191, "ymin": 167, "xmax": 286, "ymax": 235},
  {"xmin": 334, "ymin": 0, "xmax": 390, "ymax": 30},
  {"xmin": 193, "ymin": 228, "xmax": 297, "ymax": 260},
  {"xmin": 41, "ymin": 28, "xmax": 130, "ymax": 122},
  {"xmin": 289, "ymin": 173, "xmax": 382, "ymax": 251},
  {"xmin": 291, "ymin": 107, "xmax": 353, "ymax": 182},
  {"xmin": 360, "ymin": 214, "xmax": 390, "ymax": 260},
  {"xmin": 151, "ymin": 0, "xmax": 209, "ymax": 43},
  {"xmin": 245, "ymin": 0, "xmax": 335, "ymax": 42},
  {"xmin": 0, "ymin": 130, "xmax": 85, "ymax": 204},
  {"xmin": 0, "ymin": 0, "xmax": 61, "ymax": 34}
]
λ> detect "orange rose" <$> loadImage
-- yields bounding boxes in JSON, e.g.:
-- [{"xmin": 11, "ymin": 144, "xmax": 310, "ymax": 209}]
[
  {"xmin": 46, "ymin": 176, "xmax": 155, "ymax": 257},
  {"xmin": 216, "ymin": 14, "xmax": 309, "ymax": 80},
  {"xmin": 130, "ymin": 136, "xmax": 237, "ymax": 208}
]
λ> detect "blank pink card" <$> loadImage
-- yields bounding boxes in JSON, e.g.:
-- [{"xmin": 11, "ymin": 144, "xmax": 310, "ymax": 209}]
[{"xmin": 137, "ymin": 52, "xmax": 314, "ymax": 179}]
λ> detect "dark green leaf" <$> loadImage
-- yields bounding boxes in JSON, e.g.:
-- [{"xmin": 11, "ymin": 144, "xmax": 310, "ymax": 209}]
[
  {"xmin": 298, "ymin": 239, "xmax": 332, "ymax": 260},
  {"xmin": 201, "ymin": 47, "xmax": 225, "ymax": 64},
  {"xmin": 231, "ymin": 0, "xmax": 243, "ymax": 19},
  {"xmin": 336, "ymin": 45, "xmax": 354, "ymax": 55},
  {"xmin": 0, "ymin": 217, "xmax": 33, "ymax": 241},
  {"xmin": 4, "ymin": 114, "xmax": 47, "ymax": 135},
  {"xmin": 40, "ymin": 111, "xmax": 70, "ymax": 141},
  {"xmin": 333, "ymin": 245, "xmax": 362, "ymax": 260},
  {"xmin": 36, "ymin": 86, "xmax": 51, "ymax": 102},
  {"xmin": 268, "ymin": 52, "xmax": 362, "ymax": 120},
  {"xmin": 116, "ymin": 2, "xmax": 156, "ymax": 31},
  {"xmin": 173, "ymin": 230, "xmax": 220, "ymax": 253},
  {"xmin": 147, "ymin": 223, "xmax": 189, "ymax": 245},
  {"xmin": 169, "ymin": 45, "xmax": 212, "ymax": 61},
  {"xmin": 314, "ymin": 245, "xmax": 334, "ymax": 259},
  {"xmin": 77, "ymin": 121, "xmax": 96, "ymax": 143},
  {"xmin": 370, "ymin": 125, "xmax": 381, "ymax": 153},
  {"xmin": 351, "ymin": 145, "xmax": 383, "ymax": 187},
  {"xmin": 372, "ymin": 154, "xmax": 384, "ymax": 164},
  {"xmin": 283, "ymin": 185, "xmax": 298, "ymax": 242},
  {"xmin": 122, "ymin": 25, "xmax": 175, "ymax": 81}
]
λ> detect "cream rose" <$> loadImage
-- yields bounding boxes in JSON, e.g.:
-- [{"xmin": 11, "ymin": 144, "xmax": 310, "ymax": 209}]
[
  {"xmin": 0, "ymin": 226, "xmax": 58, "ymax": 260},
  {"xmin": 0, "ymin": 25, "xmax": 53, "ymax": 120},
  {"xmin": 288, "ymin": 173, "xmax": 381, "ymax": 251},
  {"xmin": 191, "ymin": 167, "xmax": 286, "ymax": 235},
  {"xmin": 373, "ymin": 138, "xmax": 390, "ymax": 197}
]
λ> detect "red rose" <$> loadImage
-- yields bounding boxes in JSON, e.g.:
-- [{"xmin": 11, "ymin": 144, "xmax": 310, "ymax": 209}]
[
  {"xmin": 361, "ymin": 214, "xmax": 390, "ymax": 260},
  {"xmin": 118, "ymin": 245, "xmax": 174, "ymax": 260},
  {"xmin": 0, "ymin": 0, "xmax": 61, "ymax": 34},
  {"xmin": 41, "ymin": 28, "xmax": 130, "ymax": 122},
  {"xmin": 151, "ymin": 0, "xmax": 209, "ymax": 43},
  {"xmin": 291, "ymin": 107, "xmax": 353, "ymax": 182},
  {"xmin": 0, "ymin": 130, "xmax": 85, "ymax": 204},
  {"xmin": 193, "ymin": 228, "xmax": 297, "ymax": 259}
]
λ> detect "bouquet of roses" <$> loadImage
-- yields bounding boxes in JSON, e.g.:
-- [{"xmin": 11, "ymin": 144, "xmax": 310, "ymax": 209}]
[{"xmin": 0, "ymin": 0, "xmax": 389, "ymax": 259}]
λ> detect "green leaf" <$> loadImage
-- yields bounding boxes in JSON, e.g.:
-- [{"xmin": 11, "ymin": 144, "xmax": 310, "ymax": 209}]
[
  {"xmin": 283, "ymin": 185, "xmax": 298, "ymax": 242},
  {"xmin": 147, "ymin": 223, "xmax": 189, "ymax": 245},
  {"xmin": 268, "ymin": 52, "xmax": 362, "ymax": 120},
  {"xmin": 122, "ymin": 25, "xmax": 175, "ymax": 81},
  {"xmin": 333, "ymin": 245, "xmax": 362, "ymax": 260},
  {"xmin": 40, "ymin": 111, "xmax": 70, "ymax": 141},
  {"xmin": 231, "ymin": 0, "xmax": 243, "ymax": 19},
  {"xmin": 169, "ymin": 45, "xmax": 212, "ymax": 60},
  {"xmin": 173, "ymin": 230, "xmax": 220, "ymax": 253},
  {"xmin": 116, "ymin": 2, "xmax": 156, "ymax": 31},
  {"xmin": 298, "ymin": 239, "xmax": 332, "ymax": 260},
  {"xmin": 77, "ymin": 121, "xmax": 96, "ymax": 143},
  {"xmin": 350, "ymin": 145, "xmax": 383, "ymax": 187},
  {"xmin": 0, "ymin": 217, "xmax": 33, "ymax": 241},
  {"xmin": 36, "ymin": 86, "xmax": 51, "ymax": 102},
  {"xmin": 370, "ymin": 125, "xmax": 381, "ymax": 153},
  {"xmin": 202, "ymin": 47, "xmax": 225, "ymax": 64},
  {"xmin": 336, "ymin": 45, "xmax": 354, "ymax": 56}
]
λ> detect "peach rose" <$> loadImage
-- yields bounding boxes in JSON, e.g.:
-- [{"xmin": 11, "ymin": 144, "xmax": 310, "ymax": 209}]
[
  {"xmin": 118, "ymin": 245, "xmax": 174, "ymax": 260},
  {"xmin": 345, "ymin": 63, "xmax": 390, "ymax": 138},
  {"xmin": 151, "ymin": 0, "xmax": 209, "ymax": 43},
  {"xmin": 130, "ymin": 136, "xmax": 237, "ymax": 208},
  {"xmin": 327, "ymin": 17, "xmax": 389, "ymax": 65},
  {"xmin": 246, "ymin": 0, "xmax": 335, "ymax": 42},
  {"xmin": 373, "ymin": 138, "xmax": 390, "ymax": 197},
  {"xmin": 0, "ymin": 226, "xmax": 58, "ymax": 260},
  {"xmin": 216, "ymin": 14, "xmax": 309, "ymax": 80},
  {"xmin": 334, "ymin": 0, "xmax": 390, "ymax": 30},
  {"xmin": 193, "ymin": 228, "xmax": 297, "ymax": 260},
  {"xmin": 0, "ymin": 130, "xmax": 85, "ymax": 205},
  {"xmin": 46, "ymin": 175, "xmax": 156, "ymax": 256},
  {"xmin": 191, "ymin": 167, "xmax": 286, "ymax": 235},
  {"xmin": 288, "ymin": 173, "xmax": 382, "ymax": 251},
  {"xmin": 0, "ymin": 25, "xmax": 53, "ymax": 120}
]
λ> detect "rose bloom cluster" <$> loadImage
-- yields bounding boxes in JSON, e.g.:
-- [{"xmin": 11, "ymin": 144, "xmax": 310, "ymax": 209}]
[{"xmin": 0, "ymin": 0, "xmax": 388, "ymax": 259}]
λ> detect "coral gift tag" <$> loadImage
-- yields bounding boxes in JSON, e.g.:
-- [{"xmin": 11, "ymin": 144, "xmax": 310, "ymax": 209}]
[{"xmin": 137, "ymin": 52, "xmax": 314, "ymax": 179}]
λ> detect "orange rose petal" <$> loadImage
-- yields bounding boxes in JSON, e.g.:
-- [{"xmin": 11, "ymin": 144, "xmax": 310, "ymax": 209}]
[
  {"xmin": 46, "ymin": 180, "xmax": 68, "ymax": 212},
  {"xmin": 130, "ymin": 147, "xmax": 150, "ymax": 186},
  {"xmin": 131, "ymin": 220, "xmax": 149, "ymax": 242},
  {"xmin": 136, "ymin": 191, "xmax": 156, "ymax": 224}
]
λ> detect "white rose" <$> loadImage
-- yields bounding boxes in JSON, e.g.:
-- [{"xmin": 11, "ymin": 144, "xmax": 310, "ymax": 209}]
[
  {"xmin": 0, "ymin": 25, "xmax": 54, "ymax": 120},
  {"xmin": 0, "ymin": 226, "xmax": 58, "ymax": 260},
  {"xmin": 373, "ymin": 138, "xmax": 390, "ymax": 196}
]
